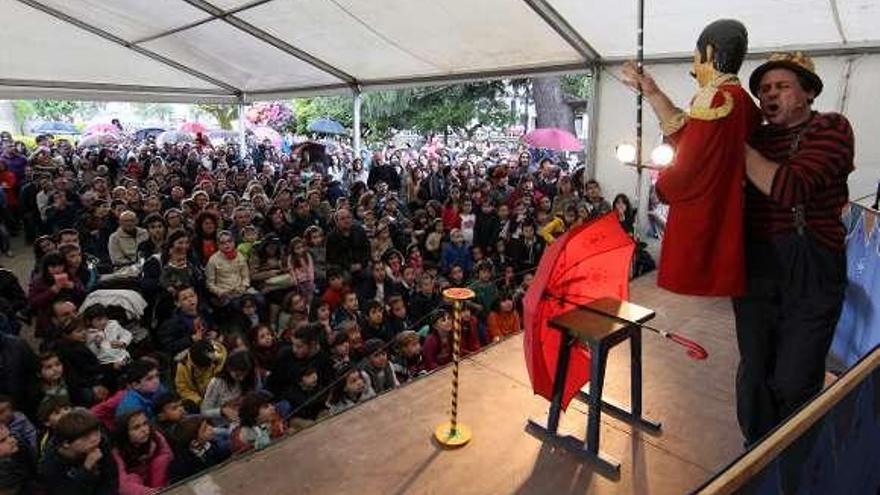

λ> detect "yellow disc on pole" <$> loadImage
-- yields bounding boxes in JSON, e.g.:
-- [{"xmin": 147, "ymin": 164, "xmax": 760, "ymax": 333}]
[
  {"xmin": 434, "ymin": 421, "xmax": 472, "ymax": 448},
  {"xmin": 443, "ymin": 287, "xmax": 476, "ymax": 301}
]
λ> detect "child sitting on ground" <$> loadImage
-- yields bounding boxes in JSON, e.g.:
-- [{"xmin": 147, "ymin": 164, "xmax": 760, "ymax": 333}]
[
  {"xmin": 360, "ymin": 339, "xmax": 399, "ymax": 395},
  {"xmin": 329, "ymin": 330, "xmax": 351, "ymax": 373},
  {"xmin": 155, "ymin": 392, "xmax": 187, "ymax": 441},
  {"xmin": 392, "ymin": 331, "xmax": 425, "ymax": 383},
  {"xmin": 488, "ymin": 292, "xmax": 522, "ymax": 342},
  {"xmin": 37, "ymin": 351, "xmax": 71, "ymax": 405},
  {"xmin": 230, "ymin": 392, "xmax": 286, "ymax": 454},
  {"xmin": 327, "ymin": 365, "xmax": 376, "ymax": 415},
  {"xmin": 56, "ymin": 317, "xmax": 109, "ymax": 407},
  {"xmin": 168, "ymin": 415, "xmax": 229, "ymax": 482},
  {"xmin": 116, "ymin": 358, "xmax": 164, "ymax": 421},
  {"xmin": 0, "ymin": 395, "xmax": 37, "ymax": 453},
  {"xmin": 36, "ymin": 396, "xmax": 72, "ymax": 458},
  {"xmin": 249, "ymin": 324, "xmax": 278, "ymax": 381},
  {"xmin": 175, "ymin": 340, "xmax": 227, "ymax": 412},
  {"xmin": 83, "ymin": 303, "xmax": 132, "ymax": 368}
]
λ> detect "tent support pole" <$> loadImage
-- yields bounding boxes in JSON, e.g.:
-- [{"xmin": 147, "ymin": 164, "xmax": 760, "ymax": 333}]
[
  {"xmin": 237, "ymin": 96, "xmax": 246, "ymax": 159},
  {"xmin": 634, "ymin": 0, "xmax": 648, "ymax": 238},
  {"xmin": 353, "ymin": 87, "xmax": 363, "ymax": 159},
  {"xmin": 585, "ymin": 64, "xmax": 600, "ymax": 180}
]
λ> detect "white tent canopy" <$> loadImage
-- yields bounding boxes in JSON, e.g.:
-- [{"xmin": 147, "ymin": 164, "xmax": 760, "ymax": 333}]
[
  {"xmin": 4, "ymin": 0, "xmax": 879, "ymax": 102},
  {"xmin": 2, "ymin": 0, "xmax": 879, "ymax": 198}
]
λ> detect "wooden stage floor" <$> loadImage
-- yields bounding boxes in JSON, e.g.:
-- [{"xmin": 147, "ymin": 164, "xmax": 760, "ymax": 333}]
[{"xmin": 166, "ymin": 273, "xmax": 743, "ymax": 495}]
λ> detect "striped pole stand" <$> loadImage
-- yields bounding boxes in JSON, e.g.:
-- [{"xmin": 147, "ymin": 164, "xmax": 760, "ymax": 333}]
[{"xmin": 434, "ymin": 287, "xmax": 476, "ymax": 448}]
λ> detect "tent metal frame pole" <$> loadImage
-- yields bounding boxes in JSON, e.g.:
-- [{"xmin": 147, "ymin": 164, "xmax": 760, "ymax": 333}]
[
  {"xmin": 14, "ymin": 0, "xmax": 241, "ymax": 96},
  {"xmin": 634, "ymin": 0, "xmax": 648, "ymax": 239},
  {"xmin": 584, "ymin": 65, "xmax": 601, "ymax": 181},
  {"xmin": 521, "ymin": 0, "xmax": 601, "ymax": 62},
  {"xmin": 353, "ymin": 87, "xmax": 363, "ymax": 160},
  {"xmin": 238, "ymin": 96, "xmax": 247, "ymax": 159},
  {"xmin": 179, "ymin": 0, "xmax": 357, "ymax": 87}
]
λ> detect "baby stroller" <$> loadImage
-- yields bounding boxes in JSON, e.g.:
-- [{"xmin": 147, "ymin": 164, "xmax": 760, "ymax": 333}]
[{"xmin": 79, "ymin": 289, "xmax": 150, "ymax": 353}]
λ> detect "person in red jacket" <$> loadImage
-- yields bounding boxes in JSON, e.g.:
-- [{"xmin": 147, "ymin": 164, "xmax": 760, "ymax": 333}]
[{"xmin": 623, "ymin": 19, "xmax": 762, "ymax": 296}]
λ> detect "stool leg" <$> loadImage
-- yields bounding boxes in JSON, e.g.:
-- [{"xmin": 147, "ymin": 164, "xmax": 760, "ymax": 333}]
[
  {"xmin": 585, "ymin": 342, "xmax": 607, "ymax": 454},
  {"xmin": 631, "ymin": 326, "xmax": 643, "ymax": 420},
  {"xmin": 547, "ymin": 330, "xmax": 574, "ymax": 434}
]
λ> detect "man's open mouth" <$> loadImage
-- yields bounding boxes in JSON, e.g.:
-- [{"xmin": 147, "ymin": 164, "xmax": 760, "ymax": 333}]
[{"xmin": 766, "ymin": 103, "xmax": 780, "ymax": 113}]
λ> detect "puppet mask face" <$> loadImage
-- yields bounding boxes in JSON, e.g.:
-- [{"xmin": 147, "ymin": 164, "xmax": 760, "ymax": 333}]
[{"xmin": 691, "ymin": 45, "xmax": 718, "ymax": 88}]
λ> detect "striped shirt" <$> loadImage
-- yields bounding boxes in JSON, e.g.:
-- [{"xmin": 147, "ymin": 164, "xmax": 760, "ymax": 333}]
[{"xmin": 747, "ymin": 111, "xmax": 854, "ymax": 250}]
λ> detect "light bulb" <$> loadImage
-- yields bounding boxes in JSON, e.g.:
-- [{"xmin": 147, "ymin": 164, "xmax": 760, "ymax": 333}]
[
  {"xmin": 651, "ymin": 143, "xmax": 674, "ymax": 166},
  {"xmin": 615, "ymin": 143, "xmax": 637, "ymax": 163}
]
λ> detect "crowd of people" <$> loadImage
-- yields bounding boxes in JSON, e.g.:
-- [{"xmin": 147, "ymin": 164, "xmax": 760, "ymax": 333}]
[{"xmin": 0, "ymin": 126, "xmax": 645, "ymax": 494}]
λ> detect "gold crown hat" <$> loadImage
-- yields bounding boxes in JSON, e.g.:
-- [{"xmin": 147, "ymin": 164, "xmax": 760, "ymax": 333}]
[{"xmin": 749, "ymin": 51, "xmax": 823, "ymax": 97}]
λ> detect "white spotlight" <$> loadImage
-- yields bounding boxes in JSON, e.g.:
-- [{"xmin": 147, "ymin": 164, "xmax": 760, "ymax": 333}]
[
  {"xmin": 615, "ymin": 143, "xmax": 637, "ymax": 164},
  {"xmin": 650, "ymin": 143, "xmax": 674, "ymax": 167}
]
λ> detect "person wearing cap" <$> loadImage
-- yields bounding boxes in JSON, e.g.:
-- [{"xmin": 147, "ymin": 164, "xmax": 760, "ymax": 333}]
[
  {"xmin": 623, "ymin": 19, "xmax": 762, "ymax": 296},
  {"xmin": 735, "ymin": 52, "xmax": 854, "ymax": 445}
]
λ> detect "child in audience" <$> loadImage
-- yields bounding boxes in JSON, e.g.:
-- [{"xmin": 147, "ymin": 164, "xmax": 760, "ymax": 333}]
[
  {"xmin": 0, "ymin": 423, "xmax": 37, "ymax": 494},
  {"xmin": 0, "ymin": 395, "xmax": 37, "ymax": 452},
  {"xmin": 230, "ymin": 392, "xmax": 286, "ymax": 454},
  {"xmin": 488, "ymin": 292, "xmax": 522, "ymax": 342},
  {"xmin": 386, "ymin": 295, "xmax": 412, "ymax": 336},
  {"xmin": 459, "ymin": 305, "xmax": 482, "ymax": 355},
  {"xmin": 155, "ymin": 393, "xmax": 187, "ymax": 442},
  {"xmin": 360, "ymin": 339, "xmax": 399, "ymax": 394},
  {"xmin": 116, "ymin": 359, "xmax": 164, "ymax": 421},
  {"xmin": 40, "ymin": 408, "xmax": 119, "ymax": 495},
  {"xmin": 112, "ymin": 409, "xmax": 173, "ymax": 495},
  {"xmin": 249, "ymin": 324, "xmax": 278, "ymax": 380},
  {"xmin": 314, "ymin": 301, "xmax": 334, "ymax": 344},
  {"xmin": 392, "ymin": 331, "xmax": 425, "ymax": 383},
  {"xmin": 422, "ymin": 311, "xmax": 453, "ymax": 371},
  {"xmin": 175, "ymin": 340, "xmax": 227, "ymax": 412},
  {"xmin": 56, "ymin": 317, "xmax": 109, "ymax": 407},
  {"xmin": 83, "ymin": 303, "xmax": 132, "ymax": 368},
  {"xmin": 329, "ymin": 330, "xmax": 352, "ymax": 373},
  {"xmin": 320, "ymin": 270, "xmax": 346, "ymax": 311},
  {"xmin": 37, "ymin": 351, "xmax": 70, "ymax": 405},
  {"xmin": 327, "ymin": 366, "xmax": 376, "ymax": 415},
  {"xmin": 285, "ymin": 367, "xmax": 326, "ymax": 426},
  {"xmin": 168, "ymin": 416, "xmax": 229, "ymax": 482},
  {"xmin": 36, "ymin": 396, "xmax": 72, "ymax": 458},
  {"xmin": 201, "ymin": 349, "xmax": 259, "ymax": 424}
]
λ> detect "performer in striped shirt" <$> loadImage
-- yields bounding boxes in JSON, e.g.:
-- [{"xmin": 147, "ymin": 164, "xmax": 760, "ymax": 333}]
[{"xmin": 735, "ymin": 52, "xmax": 854, "ymax": 445}]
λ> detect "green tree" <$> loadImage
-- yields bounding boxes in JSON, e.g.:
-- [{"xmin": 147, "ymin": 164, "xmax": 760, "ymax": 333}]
[
  {"xmin": 31, "ymin": 100, "xmax": 81, "ymax": 121},
  {"xmin": 133, "ymin": 102, "xmax": 174, "ymax": 122},
  {"xmin": 12, "ymin": 101, "xmax": 35, "ymax": 134},
  {"xmin": 195, "ymin": 104, "xmax": 238, "ymax": 130},
  {"xmin": 292, "ymin": 97, "xmax": 352, "ymax": 134}
]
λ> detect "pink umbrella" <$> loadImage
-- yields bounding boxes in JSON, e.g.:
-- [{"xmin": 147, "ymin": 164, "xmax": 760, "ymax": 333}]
[
  {"xmin": 523, "ymin": 128, "xmax": 583, "ymax": 151},
  {"xmin": 252, "ymin": 126, "xmax": 281, "ymax": 149},
  {"xmin": 84, "ymin": 122, "xmax": 120, "ymax": 136},
  {"xmin": 179, "ymin": 121, "xmax": 209, "ymax": 135}
]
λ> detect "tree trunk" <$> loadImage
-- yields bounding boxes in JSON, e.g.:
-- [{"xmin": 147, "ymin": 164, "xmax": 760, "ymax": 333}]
[{"xmin": 531, "ymin": 76, "xmax": 575, "ymax": 132}]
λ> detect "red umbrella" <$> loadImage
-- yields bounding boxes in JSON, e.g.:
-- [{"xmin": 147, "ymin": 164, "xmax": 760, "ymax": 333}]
[
  {"xmin": 523, "ymin": 127, "xmax": 583, "ymax": 151},
  {"xmin": 524, "ymin": 213, "xmax": 634, "ymax": 409},
  {"xmin": 179, "ymin": 121, "xmax": 209, "ymax": 135}
]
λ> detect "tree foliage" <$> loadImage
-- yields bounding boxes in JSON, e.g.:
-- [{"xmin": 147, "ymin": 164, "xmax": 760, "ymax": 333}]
[
  {"xmin": 133, "ymin": 102, "xmax": 174, "ymax": 122},
  {"xmin": 293, "ymin": 81, "xmax": 514, "ymax": 141},
  {"xmin": 196, "ymin": 104, "xmax": 239, "ymax": 130},
  {"xmin": 31, "ymin": 100, "xmax": 82, "ymax": 121}
]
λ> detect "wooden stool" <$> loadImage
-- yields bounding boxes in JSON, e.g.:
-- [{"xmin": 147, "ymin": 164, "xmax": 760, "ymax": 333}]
[{"xmin": 526, "ymin": 297, "xmax": 661, "ymax": 473}]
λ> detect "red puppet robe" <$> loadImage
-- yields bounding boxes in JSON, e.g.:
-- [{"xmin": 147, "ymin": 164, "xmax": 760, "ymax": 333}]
[{"xmin": 656, "ymin": 74, "xmax": 762, "ymax": 296}]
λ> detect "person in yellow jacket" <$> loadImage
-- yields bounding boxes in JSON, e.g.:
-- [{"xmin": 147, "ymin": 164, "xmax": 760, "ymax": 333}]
[
  {"xmin": 174, "ymin": 340, "xmax": 227, "ymax": 411},
  {"xmin": 538, "ymin": 205, "xmax": 579, "ymax": 244}
]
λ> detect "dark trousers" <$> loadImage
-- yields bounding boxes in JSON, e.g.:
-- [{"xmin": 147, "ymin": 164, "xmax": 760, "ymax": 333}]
[{"xmin": 732, "ymin": 233, "xmax": 846, "ymax": 445}]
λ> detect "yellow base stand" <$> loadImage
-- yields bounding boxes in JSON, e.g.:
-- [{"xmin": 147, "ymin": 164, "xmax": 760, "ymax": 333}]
[{"xmin": 434, "ymin": 422, "xmax": 472, "ymax": 448}]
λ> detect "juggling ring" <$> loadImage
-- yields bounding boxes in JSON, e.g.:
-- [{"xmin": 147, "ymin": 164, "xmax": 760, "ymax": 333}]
[{"xmin": 434, "ymin": 287, "xmax": 476, "ymax": 448}]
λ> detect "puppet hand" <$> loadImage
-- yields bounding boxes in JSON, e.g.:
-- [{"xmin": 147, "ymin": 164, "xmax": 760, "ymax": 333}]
[{"xmin": 622, "ymin": 61, "xmax": 660, "ymax": 97}]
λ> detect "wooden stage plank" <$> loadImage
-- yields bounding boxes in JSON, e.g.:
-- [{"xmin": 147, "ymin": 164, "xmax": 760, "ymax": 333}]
[{"xmin": 166, "ymin": 274, "xmax": 744, "ymax": 495}]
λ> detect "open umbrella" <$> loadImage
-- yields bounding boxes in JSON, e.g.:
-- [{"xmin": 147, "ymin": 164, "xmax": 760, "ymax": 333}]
[
  {"xmin": 77, "ymin": 132, "xmax": 119, "ymax": 148},
  {"xmin": 524, "ymin": 213, "xmax": 634, "ymax": 409},
  {"xmin": 252, "ymin": 126, "xmax": 282, "ymax": 149},
  {"xmin": 84, "ymin": 122, "xmax": 120, "ymax": 136},
  {"xmin": 523, "ymin": 127, "xmax": 583, "ymax": 151},
  {"xmin": 134, "ymin": 127, "xmax": 165, "ymax": 143},
  {"xmin": 156, "ymin": 130, "xmax": 194, "ymax": 147},
  {"xmin": 31, "ymin": 121, "xmax": 80, "ymax": 135},
  {"xmin": 307, "ymin": 117, "xmax": 346, "ymax": 136},
  {"xmin": 179, "ymin": 121, "xmax": 209, "ymax": 135}
]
